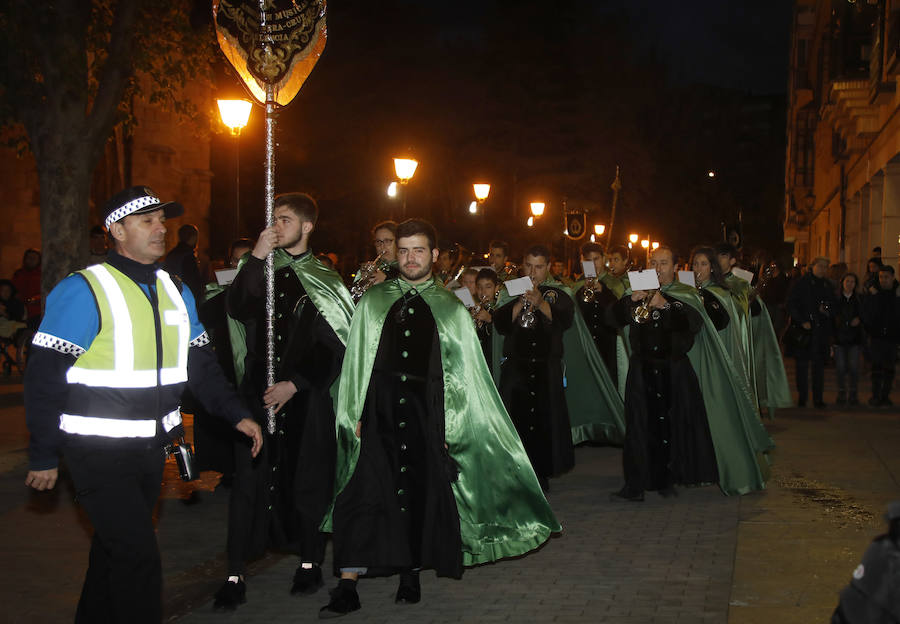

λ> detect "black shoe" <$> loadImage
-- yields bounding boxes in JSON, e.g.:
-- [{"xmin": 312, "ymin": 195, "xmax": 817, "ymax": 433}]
[
  {"xmin": 869, "ymin": 396, "xmax": 881, "ymax": 407},
  {"xmin": 797, "ymin": 398, "xmax": 806, "ymax": 408},
  {"xmin": 609, "ymin": 486, "xmax": 644, "ymax": 502},
  {"xmin": 848, "ymin": 395, "xmax": 859, "ymax": 406},
  {"xmin": 814, "ymin": 401, "xmax": 826, "ymax": 409},
  {"xmin": 881, "ymin": 397, "xmax": 893, "ymax": 407},
  {"xmin": 319, "ymin": 582, "xmax": 360, "ymax": 619},
  {"xmin": 213, "ymin": 578, "xmax": 247, "ymax": 611},
  {"xmin": 395, "ymin": 571, "xmax": 421, "ymax": 604},
  {"xmin": 836, "ymin": 393, "xmax": 847, "ymax": 407},
  {"xmin": 292, "ymin": 564, "xmax": 324, "ymax": 595},
  {"xmin": 658, "ymin": 486, "xmax": 678, "ymax": 498}
]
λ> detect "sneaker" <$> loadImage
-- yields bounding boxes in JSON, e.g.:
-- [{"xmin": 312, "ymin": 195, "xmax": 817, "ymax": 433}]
[
  {"xmin": 319, "ymin": 582, "xmax": 360, "ymax": 619},
  {"xmin": 292, "ymin": 564, "xmax": 324, "ymax": 595},
  {"xmin": 213, "ymin": 577, "xmax": 246, "ymax": 611}
]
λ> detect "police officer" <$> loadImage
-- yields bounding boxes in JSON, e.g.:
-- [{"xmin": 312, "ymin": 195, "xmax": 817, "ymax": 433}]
[{"xmin": 24, "ymin": 186, "xmax": 262, "ymax": 623}]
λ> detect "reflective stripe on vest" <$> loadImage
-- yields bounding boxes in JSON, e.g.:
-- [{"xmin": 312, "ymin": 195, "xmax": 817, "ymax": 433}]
[
  {"xmin": 65, "ymin": 265, "xmax": 190, "ymax": 389},
  {"xmin": 60, "ymin": 409, "xmax": 182, "ymax": 438}
]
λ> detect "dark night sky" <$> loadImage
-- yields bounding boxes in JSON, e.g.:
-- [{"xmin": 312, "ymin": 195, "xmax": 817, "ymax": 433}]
[{"xmin": 209, "ymin": 0, "xmax": 794, "ymax": 266}]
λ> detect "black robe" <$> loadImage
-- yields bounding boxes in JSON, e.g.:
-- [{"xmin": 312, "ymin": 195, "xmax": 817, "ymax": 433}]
[
  {"xmin": 576, "ymin": 283, "xmax": 619, "ymax": 382},
  {"xmin": 226, "ymin": 254, "xmax": 344, "ymax": 566},
  {"xmin": 495, "ymin": 285, "xmax": 575, "ymax": 479},
  {"xmin": 611, "ymin": 293, "xmax": 719, "ymax": 492},
  {"xmin": 191, "ymin": 287, "xmax": 240, "ymax": 475},
  {"xmin": 332, "ymin": 293, "xmax": 462, "ymax": 578},
  {"xmin": 476, "ymin": 312, "xmax": 494, "ymax": 375}
]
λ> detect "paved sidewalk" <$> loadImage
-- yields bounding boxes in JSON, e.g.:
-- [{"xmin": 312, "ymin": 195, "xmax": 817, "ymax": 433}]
[{"xmin": 1, "ymin": 367, "xmax": 898, "ymax": 623}]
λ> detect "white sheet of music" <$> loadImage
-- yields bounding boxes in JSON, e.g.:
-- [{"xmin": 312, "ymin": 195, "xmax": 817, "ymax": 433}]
[
  {"xmin": 215, "ymin": 268, "xmax": 238, "ymax": 286},
  {"xmin": 732, "ymin": 267, "xmax": 754, "ymax": 284},
  {"xmin": 505, "ymin": 276, "xmax": 533, "ymax": 297},
  {"xmin": 582, "ymin": 260, "xmax": 597, "ymax": 278},
  {"xmin": 678, "ymin": 271, "xmax": 696, "ymax": 287},
  {"xmin": 454, "ymin": 287, "xmax": 476, "ymax": 308},
  {"xmin": 627, "ymin": 270, "xmax": 660, "ymax": 291}
]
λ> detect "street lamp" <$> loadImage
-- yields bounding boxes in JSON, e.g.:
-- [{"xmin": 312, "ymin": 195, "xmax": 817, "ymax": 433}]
[
  {"xmin": 393, "ymin": 157, "xmax": 418, "ymax": 216},
  {"xmin": 387, "ymin": 181, "xmax": 398, "ymax": 198},
  {"xmin": 651, "ymin": 241, "xmax": 660, "ymax": 250},
  {"xmin": 527, "ymin": 216, "xmax": 534, "ymax": 227},
  {"xmin": 468, "ymin": 201, "xmax": 478, "ymax": 214},
  {"xmin": 217, "ymin": 99, "xmax": 253, "ymax": 238},
  {"xmin": 629, "ymin": 233, "xmax": 639, "ymax": 244},
  {"xmin": 473, "ymin": 183, "xmax": 491, "ymax": 202},
  {"xmin": 530, "ymin": 202, "xmax": 545, "ymax": 217},
  {"xmin": 594, "ymin": 224, "xmax": 605, "ymax": 236}
]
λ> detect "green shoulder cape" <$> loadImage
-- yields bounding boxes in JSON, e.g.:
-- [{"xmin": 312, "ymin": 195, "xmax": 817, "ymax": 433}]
[
  {"xmin": 751, "ymin": 295, "xmax": 793, "ymax": 413},
  {"xmin": 495, "ymin": 277, "xmax": 626, "ymax": 445},
  {"xmin": 661, "ymin": 281, "xmax": 774, "ymax": 495},
  {"xmin": 701, "ymin": 281, "xmax": 758, "ymax": 415},
  {"xmin": 228, "ymin": 250, "xmax": 355, "ymax": 386},
  {"xmin": 330, "ymin": 276, "xmax": 560, "ymax": 566},
  {"xmin": 571, "ymin": 274, "xmax": 630, "ymax": 397}
]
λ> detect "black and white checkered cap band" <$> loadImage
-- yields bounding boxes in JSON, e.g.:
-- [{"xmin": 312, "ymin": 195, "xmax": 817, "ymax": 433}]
[{"xmin": 104, "ymin": 195, "xmax": 162, "ymax": 228}]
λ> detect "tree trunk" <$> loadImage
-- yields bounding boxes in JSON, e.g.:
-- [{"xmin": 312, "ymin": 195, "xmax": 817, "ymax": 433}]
[{"xmin": 37, "ymin": 152, "xmax": 92, "ymax": 298}]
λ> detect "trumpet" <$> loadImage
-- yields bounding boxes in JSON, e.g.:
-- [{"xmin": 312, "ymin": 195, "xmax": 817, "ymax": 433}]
[
  {"xmin": 632, "ymin": 289, "xmax": 659, "ymax": 324},
  {"xmin": 517, "ymin": 279, "xmax": 538, "ymax": 328},
  {"xmin": 471, "ymin": 295, "xmax": 495, "ymax": 328},
  {"xmin": 582, "ymin": 276, "xmax": 598, "ymax": 302},
  {"xmin": 350, "ymin": 250, "xmax": 386, "ymax": 303}
]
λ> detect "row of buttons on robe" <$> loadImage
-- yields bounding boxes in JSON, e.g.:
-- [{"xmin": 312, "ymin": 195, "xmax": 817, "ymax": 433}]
[{"xmin": 395, "ymin": 289, "xmax": 420, "ymax": 514}]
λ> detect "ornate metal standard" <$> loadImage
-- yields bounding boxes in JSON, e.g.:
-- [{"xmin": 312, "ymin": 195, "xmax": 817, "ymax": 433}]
[{"xmin": 214, "ymin": 0, "xmax": 328, "ymax": 433}]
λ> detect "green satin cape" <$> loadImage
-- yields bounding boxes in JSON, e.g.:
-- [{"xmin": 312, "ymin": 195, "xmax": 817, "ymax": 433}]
[
  {"xmin": 660, "ymin": 281, "xmax": 774, "ymax": 495},
  {"xmin": 495, "ymin": 277, "xmax": 626, "ymax": 445},
  {"xmin": 328, "ymin": 276, "xmax": 560, "ymax": 566},
  {"xmin": 701, "ymin": 282, "xmax": 759, "ymax": 414},
  {"xmin": 228, "ymin": 250, "xmax": 355, "ymax": 387},
  {"xmin": 751, "ymin": 295, "xmax": 793, "ymax": 412},
  {"xmin": 571, "ymin": 275, "xmax": 630, "ymax": 398}
]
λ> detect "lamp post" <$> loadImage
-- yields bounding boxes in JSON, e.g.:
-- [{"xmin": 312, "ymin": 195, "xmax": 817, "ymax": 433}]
[
  {"xmin": 394, "ymin": 157, "xmax": 418, "ymax": 217},
  {"xmin": 472, "ymin": 183, "xmax": 490, "ymax": 249},
  {"xmin": 217, "ymin": 99, "xmax": 253, "ymax": 238}
]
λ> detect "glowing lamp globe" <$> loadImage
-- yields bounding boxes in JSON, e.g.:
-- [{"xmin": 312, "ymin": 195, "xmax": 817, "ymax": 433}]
[
  {"xmin": 217, "ymin": 99, "xmax": 252, "ymax": 135},
  {"xmin": 394, "ymin": 158, "xmax": 419, "ymax": 183},
  {"xmin": 473, "ymin": 183, "xmax": 491, "ymax": 202},
  {"xmin": 530, "ymin": 202, "xmax": 545, "ymax": 217}
]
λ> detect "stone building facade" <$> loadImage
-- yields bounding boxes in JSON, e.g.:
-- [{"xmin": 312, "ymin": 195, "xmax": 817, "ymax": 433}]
[
  {"xmin": 785, "ymin": 0, "xmax": 900, "ymax": 274},
  {"xmin": 0, "ymin": 82, "xmax": 213, "ymax": 281}
]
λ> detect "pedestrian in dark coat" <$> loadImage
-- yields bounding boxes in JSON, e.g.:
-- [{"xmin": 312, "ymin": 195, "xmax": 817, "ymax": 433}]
[
  {"xmin": 862, "ymin": 266, "xmax": 900, "ymax": 407},
  {"xmin": 786, "ymin": 257, "xmax": 836, "ymax": 408}
]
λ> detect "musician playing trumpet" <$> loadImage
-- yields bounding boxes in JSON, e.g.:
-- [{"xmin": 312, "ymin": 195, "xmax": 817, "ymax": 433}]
[
  {"xmin": 609, "ymin": 246, "xmax": 718, "ymax": 502},
  {"xmin": 494, "ymin": 245, "xmax": 575, "ymax": 491},
  {"xmin": 467, "ymin": 269, "xmax": 499, "ymax": 371},
  {"xmin": 575, "ymin": 242, "xmax": 621, "ymax": 383}
]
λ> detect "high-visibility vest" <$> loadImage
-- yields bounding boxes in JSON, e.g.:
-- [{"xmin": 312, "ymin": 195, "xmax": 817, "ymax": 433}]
[{"xmin": 59, "ymin": 263, "xmax": 190, "ymax": 439}]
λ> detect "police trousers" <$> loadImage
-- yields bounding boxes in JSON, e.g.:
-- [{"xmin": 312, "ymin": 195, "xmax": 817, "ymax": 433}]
[{"xmin": 64, "ymin": 440, "xmax": 166, "ymax": 624}]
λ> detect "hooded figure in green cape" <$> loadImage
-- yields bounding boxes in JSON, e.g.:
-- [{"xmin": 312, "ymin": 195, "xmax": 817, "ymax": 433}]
[
  {"xmin": 218, "ymin": 193, "xmax": 355, "ymax": 609},
  {"xmin": 321, "ymin": 220, "xmax": 558, "ymax": 618}
]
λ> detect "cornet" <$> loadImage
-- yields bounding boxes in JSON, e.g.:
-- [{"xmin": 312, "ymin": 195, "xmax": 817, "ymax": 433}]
[
  {"xmin": 517, "ymin": 279, "xmax": 537, "ymax": 328},
  {"xmin": 632, "ymin": 289, "xmax": 659, "ymax": 324},
  {"xmin": 582, "ymin": 276, "xmax": 598, "ymax": 303},
  {"xmin": 350, "ymin": 250, "xmax": 386, "ymax": 303}
]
